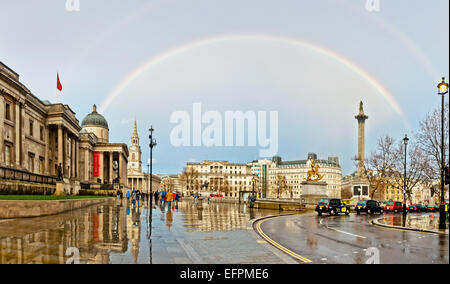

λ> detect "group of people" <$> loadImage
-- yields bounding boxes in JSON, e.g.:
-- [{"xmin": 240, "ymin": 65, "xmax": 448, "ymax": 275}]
[
  {"xmin": 154, "ymin": 190, "xmax": 181, "ymax": 209},
  {"xmin": 115, "ymin": 189, "xmax": 184, "ymax": 210},
  {"xmin": 117, "ymin": 189, "xmax": 145, "ymax": 207}
]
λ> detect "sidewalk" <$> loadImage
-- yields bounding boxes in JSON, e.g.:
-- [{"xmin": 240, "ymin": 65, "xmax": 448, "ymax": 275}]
[
  {"xmin": 110, "ymin": 201, "xmax": 292, "ymax": 264},
  {"xmin": 373, "ymin": 213, "xmax": 449, "ymax": 235}
]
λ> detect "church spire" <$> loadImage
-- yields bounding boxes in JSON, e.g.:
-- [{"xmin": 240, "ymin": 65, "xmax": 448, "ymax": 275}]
[
  {"xmin": 128, "ymin": 116, "xmax": 142, "ymax": 172},
  {"xmin": 132, "ymin": 116, "xmax": 139, "ymax": 139}
]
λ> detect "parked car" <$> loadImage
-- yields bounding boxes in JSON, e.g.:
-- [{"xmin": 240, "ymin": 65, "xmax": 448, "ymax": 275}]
[
  {"xmin": 316, "ymin": 198, "xmax": 351, "ymax": 216},
  {"xmin": 384, "ymin": 201, "xmax": 404, "ymax": 213},
  {"xmin": 425, "ymin": 204, "xmax": 439, "ymax": 213},
  {"xmin": 408, "ymin": 204, "xmax": 418, "ymax": 213},
  {"xmin": 355, "ymin": 200, "xmax": 384, "ymax": 214},
  {"xmin": 416, "ymin": 204, "xmax": 426, "ymax": 212}
]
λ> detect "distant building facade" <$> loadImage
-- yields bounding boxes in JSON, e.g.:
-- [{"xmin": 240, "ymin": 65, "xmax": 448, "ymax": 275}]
[
  {"xmin": 183, "ymin": 161, "xmax": 256, "ymax": 199},
  {"xmin": 266, "ymin": 154, "xmax": 342, "ymax": 199}
]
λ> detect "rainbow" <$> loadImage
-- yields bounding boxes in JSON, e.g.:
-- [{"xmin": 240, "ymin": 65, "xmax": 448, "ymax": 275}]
[{"xmin": 99, "ymin": 33, "xmax": 408, "ymax": 126}]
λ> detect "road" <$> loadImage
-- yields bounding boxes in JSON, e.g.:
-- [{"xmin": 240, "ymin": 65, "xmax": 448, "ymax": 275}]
[{"xmin": 254, "ymin": 212, "xmax": 449, "ymax": 264}]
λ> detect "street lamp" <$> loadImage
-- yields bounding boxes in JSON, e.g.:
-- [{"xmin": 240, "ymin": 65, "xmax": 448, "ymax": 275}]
[
  {"xmin": 252, "ymin": 177, "xmax": 256, "ymax": 196},
  {"xmin": 438, "ymin": 77, "xmax": 449, "ymax": 230},
  {"xmin": 149, "ymin": 125, "xmax": 157, "ymax": 208},
  {"xmin": 277, "ymin": 184, "xmax": 280, "ymax": 199},
  {"xmin": 403, "ymin": 134, "xmax": 409, "ymax": 217}
]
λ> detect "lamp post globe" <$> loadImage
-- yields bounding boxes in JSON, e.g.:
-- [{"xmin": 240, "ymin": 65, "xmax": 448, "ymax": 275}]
[{"xmin": 438, "ymin": 77, "xmax": 449, "ymax": 95}]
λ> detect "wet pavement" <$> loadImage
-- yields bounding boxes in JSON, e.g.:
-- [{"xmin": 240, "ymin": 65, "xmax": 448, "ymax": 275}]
[
  {"xmin": 257, "ymin": 213, "xmax": 449, "ymax": 264},
  {"xmin": 0, "ymin": 199, "xmax": 290, "ymax": 264},
  {"xmin": 376, "ymin": 213, "xmax": 449, "ymax": 233}
]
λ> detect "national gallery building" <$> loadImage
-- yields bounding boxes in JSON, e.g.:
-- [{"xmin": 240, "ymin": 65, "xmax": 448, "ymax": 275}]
[{"xmin": 0, "ymin": 61, "xmax": 129, "ymax": 195}]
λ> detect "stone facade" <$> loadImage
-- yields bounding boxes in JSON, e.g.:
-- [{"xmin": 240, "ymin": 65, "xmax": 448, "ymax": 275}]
[
  {"xmin": 183, "ymin": 161, "xmax": 256, "ymax": 199},
  {"xmin": 262, "ymin": 154, "xmax": 342, "ymax": 199},
  {"xmin": 0, "ymin": 61, "xmax": 129, "ymax": 195}
]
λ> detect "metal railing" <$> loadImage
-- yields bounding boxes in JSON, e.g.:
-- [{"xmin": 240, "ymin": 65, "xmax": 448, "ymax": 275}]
[{"xmin": 0, "ymin": 166, "xmax": 57, "ymax": 185}]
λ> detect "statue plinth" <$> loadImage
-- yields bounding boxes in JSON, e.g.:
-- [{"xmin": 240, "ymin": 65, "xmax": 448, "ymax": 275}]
[{"xmin": 301, "ymin": 181, "xmax": 328, "ymax": 205}]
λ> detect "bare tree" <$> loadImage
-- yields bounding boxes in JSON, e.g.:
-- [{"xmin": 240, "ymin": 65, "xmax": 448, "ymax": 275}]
[
  {"xmin": 392, "ymin": 140, "xmax": 428, "ymax": 204},
  {"xmin": 416, "ymin": 102, "xmax": 449, "ymax": 200},
  {"xmin": 364, "ymin": 136, "xmax": 397, "ymax": 199}
]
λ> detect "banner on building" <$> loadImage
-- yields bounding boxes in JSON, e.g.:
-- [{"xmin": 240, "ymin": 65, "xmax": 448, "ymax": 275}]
[{"xmin": 93, "ymin": 152, "xmax": 99, "ymax": 177}]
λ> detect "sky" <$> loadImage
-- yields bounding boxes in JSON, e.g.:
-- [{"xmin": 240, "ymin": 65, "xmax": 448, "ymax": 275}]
[{"xmin": 1, "ymin": 0, "xmax": 449, "ymax": 175}]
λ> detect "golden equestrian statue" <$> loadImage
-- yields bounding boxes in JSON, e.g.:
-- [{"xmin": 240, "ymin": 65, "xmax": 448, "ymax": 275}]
[{"xmin": 305, "ymin": 160, "xmax": 324, "ymax": 182}]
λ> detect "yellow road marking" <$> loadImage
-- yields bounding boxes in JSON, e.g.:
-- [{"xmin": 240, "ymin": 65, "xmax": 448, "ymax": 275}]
[{"xmin": 255, "ymin": 218, "xmax": 313, "ymax": 263}]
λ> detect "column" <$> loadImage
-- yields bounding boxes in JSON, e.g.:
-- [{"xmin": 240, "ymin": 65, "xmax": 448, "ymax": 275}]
[
  {"xmin": 70, "ymin": 137, "xmax": 74, "ymax": 178},
  {"xmin": 85, "ymin": 149, "xmax": 89, "ymax": 182},
  {"xmin": 15, "ymin": 102, "xmax": 20, "ymax": 167},
  {"xmin": 109, "ymin": 151, "xmax": 114, "ymax": 184},
  {"xmin": 64, "ymin": 129, "xmax": 68, "ymax": 178},
  {"xmin": 75, "ymin": 140, "xmax": 79, "ymax": 178},
  {"xmin": 99, "ymin": 152, "xmax": 104, "ymax": 183},
  {"xmin": 45, "ymin": 127, "xmax": 50, "ymax": 175},
  {"xmin": 119, "ymin": 153, "xmax": 124, "ymax": 184},
  {"xmin": 0, "ymin": 95, "xmax": 4, "ymax": 164},
  {"xmin": 57, "ymin": 125, "xmax": 63, "ymax": 173}
]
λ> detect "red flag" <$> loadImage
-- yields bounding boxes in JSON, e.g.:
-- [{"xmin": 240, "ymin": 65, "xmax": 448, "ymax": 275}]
[{"xmin": 57, "ymin": 73, "xmax": 63, "ymax": 91}]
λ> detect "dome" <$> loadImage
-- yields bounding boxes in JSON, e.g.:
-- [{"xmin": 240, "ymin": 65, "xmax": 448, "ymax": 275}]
[{"xmin": 81, "ymin": 105, "xmax": 109, "ymax": 129}]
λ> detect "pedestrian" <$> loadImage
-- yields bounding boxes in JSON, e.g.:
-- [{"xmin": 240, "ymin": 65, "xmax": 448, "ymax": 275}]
[
  {"xmin": 132, "ymin": 189, "xmax": 137, "ymax": 207},
  {"xmin": 126, "ymin": 189, "xmax": 131, "ymax": 205},
  {"xmin": 175, "ymin": 192, "xmax": 180, "ymax": 207},
  {"xmin": 166, "ymin": 190, "xmax": 173, "ymax": 208},
  {"xmin": 136, "ymin": 190, "xmax": 141, "ymax": 207},
  {"xmin": 194, "ymin": 193, "xmax": 198, "ymax": 205},
  {"xmin": 116, "ymin": 190, "xmax": 121, "ymax": 202}
]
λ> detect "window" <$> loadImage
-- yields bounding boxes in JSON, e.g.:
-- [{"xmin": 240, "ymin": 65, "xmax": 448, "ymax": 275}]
[
  {"xmin": 5, "ymin": 145, "xmax": 11, "ymax": 166},
  {"xmin": 40, "ymin": 126, "xmax": 44, "ymax": 141},
  {"xmin": 28, "ymin": 153, "xmax": 35, "ymax": 172},
  {"xmin": 39, "ymin": 157, "xmax": 45, "ymax": 174},
  {"xmin": 5, "ymin": 103, "xmax": 11, "ymax": 120},
  {"xmin": 29, "ymin": 120, "xmax": 34, "ymax": 137}
]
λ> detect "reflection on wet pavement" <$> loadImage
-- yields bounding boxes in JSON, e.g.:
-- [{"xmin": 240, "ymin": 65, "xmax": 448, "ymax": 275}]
[
  {"xmin": 0, "ymin": 199, "xmax": 287, "ymax": 264},
  {"xmin": 378, "ymin": 213, "xmax": 449, "ymax": 232}
]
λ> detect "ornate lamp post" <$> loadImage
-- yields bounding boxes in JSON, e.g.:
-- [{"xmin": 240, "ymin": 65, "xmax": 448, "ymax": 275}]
[
  {"xmin": 149, "ymin": 125, "xmax": 157, "ymax": 208},
  {"xmin": 403, "ymin": 134, "xmax": 409, "ymax": 217},
  {"xmin": 438, "ymin": 77, "xmax": 449, "ymax": 230},
  {"xmin": 252, "ymin": 177, "xmax": 256, "ymax": 196}
]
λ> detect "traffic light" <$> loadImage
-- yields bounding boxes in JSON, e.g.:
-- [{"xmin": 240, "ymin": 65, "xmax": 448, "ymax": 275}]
[{"xmin": 445, "ymin": 166, "xmax": 450, "ymax": 185}]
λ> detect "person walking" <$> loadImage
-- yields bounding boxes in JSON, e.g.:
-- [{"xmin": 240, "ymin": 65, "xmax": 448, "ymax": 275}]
[
  {"xmin": 126, "ymin": 190, "xmax": 131, "ymax": 205},
  {"xmin": 166, "ymin": 190, "xmax": 173, "ymax": 208},
  {"xmin": 136, "ymin": 190, "xmax": 141, "ymax": 207},
  {"xmin": 132, "ymin": 189, "xmax": 137, "ymax": 207},
  {"xmin": 175, "ymin": 192, "xmax": 180, "ymax": 208}
]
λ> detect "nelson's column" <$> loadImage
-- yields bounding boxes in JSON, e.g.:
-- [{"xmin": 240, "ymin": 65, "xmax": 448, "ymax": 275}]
[{"xmin": 352, "ymin": 101, "xmax": 370, "ymax": 201}]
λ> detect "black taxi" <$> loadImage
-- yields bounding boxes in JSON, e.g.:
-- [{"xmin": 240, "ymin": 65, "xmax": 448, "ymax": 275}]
[{"xmin": 316, "ymin": 198, "xmax": 351, "ymax": 216}]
